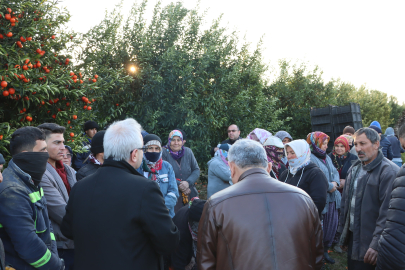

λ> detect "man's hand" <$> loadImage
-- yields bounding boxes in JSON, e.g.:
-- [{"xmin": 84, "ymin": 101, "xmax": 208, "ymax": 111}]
[
  {"xmin": 179, "ymin": 181, "xmax": 189, "ymax": 192},
  {"xmin": 364, "ymin": 248, "xmax": 378, "ymax": 265}
]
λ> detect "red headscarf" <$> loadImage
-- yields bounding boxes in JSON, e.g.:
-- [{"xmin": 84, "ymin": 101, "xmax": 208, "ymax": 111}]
[{"xmin": 333, "ymin": 136, "xmax": 350, "ymax": 153}]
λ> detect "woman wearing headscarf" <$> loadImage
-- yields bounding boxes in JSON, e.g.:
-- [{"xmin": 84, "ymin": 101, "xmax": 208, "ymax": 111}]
[
  {"xmin": 279, "ymin": 140, "xmax": 328, "ymax": 217},
  {"xmin": 246, "ymin": 128, "xmax": 272, "ymax": 144},
  {"xmin": 162, "ymin": 130, "xmax": 200, "ymax": 212},
  {"xmin": 207, "ymin": 144, "xmax": 232, "ymax": 199},
  {"xmin": 329, "ymin": 136, "xmax": 358, "ymax": 193},
  {"xmin": 137, "ymin": 134, "xmax": 179, "ymax": 218},
  {"xmin": 307, "ymin": 132, "xmax": 341, "ymax": 264},
  {"xmin": 275, "ymin": 131, "xmax": 293, "ymax": 166},
  {"xmin": 263, "ymin": 136, "xmax": 286, "ymax": 179}
]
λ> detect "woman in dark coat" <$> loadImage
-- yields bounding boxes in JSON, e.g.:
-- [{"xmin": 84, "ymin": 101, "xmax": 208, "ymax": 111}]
[
  {"xmin": 279, "ymin": 139, "xmax": 328, "ymax": 217},
  {"xmin": 162, "ymin": 130, "xmax": 200, "ymax": 212},
  {"xmin": 329, "ymin": 135, "xmax": 358, "ymax": 193}
]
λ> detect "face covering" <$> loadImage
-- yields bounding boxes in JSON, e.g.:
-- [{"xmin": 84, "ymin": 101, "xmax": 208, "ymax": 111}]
[
  {"xmin": 144, "ymin": 152, "xmax": 161, "ymax": 163},
  {"xmin": 13, "ymin": 152, "xmax": 49, "ymax": 186}
]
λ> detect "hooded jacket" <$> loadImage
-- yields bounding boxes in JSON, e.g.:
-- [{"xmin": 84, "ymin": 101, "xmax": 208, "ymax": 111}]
[
  {"xmin": 377, "ymin": 164, "xmax": 405, "ymax": 269},
  {"xmin": 279, "ymin": 161, "xmax": 328, "ymax": 216},
  {"xmin": 338, "ymin": 150, "xmax": 399, "ymax": 261},
  {"xmin": 207, "ymin": 155, "xmax": 232, "ymax": 199},
  {"xmin": 385, "ymin": 127, "xmax": 404, "ymax": 159},
  {"xmin": 0, "ymin": 160, "xmax": 63, "ymax": 270},
  {"xmin": 380, "ymin": 135, "xmax": 394, "ymax": 160}
]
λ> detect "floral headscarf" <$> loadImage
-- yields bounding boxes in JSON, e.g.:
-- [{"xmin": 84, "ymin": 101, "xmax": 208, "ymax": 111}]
[
  {"xmin": 246, "ymin": 128, "xmax": 272, "ymax": 144},
  {"xmin": 164, "ymin": 130, "xmax": 185, "ymax": 160},
  {"xmin": 306, "ymin": 132, "xmax": 330, "ymax": 161},
  {"xmin": 341, "ymin": 134, "xmax": 354, "ymax": 146},
  {"xmin": 285, "ymin": 140, "xmax": 311, "ymax": 175},
  {"xmin": 215, "ymin": 147, "xmax": 230, "ymax": 166},
  {"xmin": 264, "ymin": 146, "xmax": 284, "ymax": 178}
]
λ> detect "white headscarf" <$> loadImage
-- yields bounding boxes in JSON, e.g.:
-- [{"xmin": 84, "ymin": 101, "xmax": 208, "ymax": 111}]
[
  {"xmin": 285, "ymin": 139, "xmax": 311, "ymax": 175},
  {"xmin": 246, "ymin": 128, "xmax": 272, "ymax": 145}
]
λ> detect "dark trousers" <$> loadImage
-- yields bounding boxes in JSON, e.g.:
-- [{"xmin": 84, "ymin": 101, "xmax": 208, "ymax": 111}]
[
  {"xmin": 58, "ymin": 249, "xmax": 75, "ymax": 270},
  {"xmin": 347, "ymin": 232, "xmax": 375, "ymax": 270}
]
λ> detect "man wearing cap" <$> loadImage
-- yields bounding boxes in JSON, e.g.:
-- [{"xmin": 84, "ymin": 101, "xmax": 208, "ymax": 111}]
[
  {"xmin": 369, "ymin": 125, "xmax": 393, "ymax": 160},
  {"xmin": 137, "ymin": 134, "xmax": 179, "ymax": 218},
  {"xmin": 171, "ymin": 198, "xmax": 206, "ymax": 270},
  {"xmin": 72, "ymin": 120, "xmax": 99, "ymax": 170},
  {"xmin": 76, "ymin": 131, "xmax": 105, "ymax": 181}
]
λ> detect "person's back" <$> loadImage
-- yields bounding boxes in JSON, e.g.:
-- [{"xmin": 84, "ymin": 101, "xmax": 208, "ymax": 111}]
[
  {"xmin": 61, "ymin": 119, "xmax": 180, "ymax": 270},
  {"xmin": 198, "ymin": 139, "xmax": 323, "ymax": 270}
]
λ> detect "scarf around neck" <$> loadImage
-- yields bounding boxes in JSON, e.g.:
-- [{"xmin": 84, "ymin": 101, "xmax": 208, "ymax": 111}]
[
  {"xmin": 89, "ymin": 153, "xmax": 102, "ymax": 165},
  {"xmin": 215, "ymin": 149, "xmax": 229, "ymax": 166},
  {"xmin": 331, "ymin": 136, "xmax": 350, "ymax": 171},
  {"xmin": 264, "ymin": 145, "xmax": 284, "ymax": 178},
  {"xmin": 142, "ymin": 157, "xmax": 163, "ymax": 182}
]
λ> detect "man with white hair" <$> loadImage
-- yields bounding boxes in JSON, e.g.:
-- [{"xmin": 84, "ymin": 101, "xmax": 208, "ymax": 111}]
[
  {"xmin": 197, "ymin": 139, "xmax": 324, "ymax": 270},
  {"xmin": 61, "ymin": 118, "xmax": 180, "ymax": 270}
]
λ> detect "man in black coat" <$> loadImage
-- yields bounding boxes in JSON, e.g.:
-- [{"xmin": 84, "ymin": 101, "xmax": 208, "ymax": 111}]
[
  {"xmin": 210, "ymin": 124, "xmax": 241, "ymax": 157},
  {"xmin": 377, "ymin": 124, "xmax": 405, "ymax": 270},
  {"xmin": 61, "ymin": 118, "xmax": 180, "ymax": 270},
  {"xmin": 76, "ymin": 130, "xmax": 105, "ymax": 181}
]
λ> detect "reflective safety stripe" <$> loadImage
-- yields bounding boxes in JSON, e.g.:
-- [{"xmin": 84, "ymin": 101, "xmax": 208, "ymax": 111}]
[
  {"xmin": 28, "ymin": 188, "xmax": 44, "ymax": 203},
  {"xmin": 30, "ymin": 249, "xmax": 51, "ymax": 268},
  {"xmin": 0, "ymin": 224, "xmax": 3, "ymax": 228},
  {"xmin": 50, "ymin": 232, "xmax": 56, "ymax": 241}
]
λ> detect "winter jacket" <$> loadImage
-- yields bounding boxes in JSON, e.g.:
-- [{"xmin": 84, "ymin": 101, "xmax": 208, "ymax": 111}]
[
  {"xmin": 0, "ymin": 160, "xmax": 63, "ymax": 270},
  {"xmin": 380, "ymin": 135, "xmax": 394, "ymax": 160},
  {"xmin": 76, "ymin": 162, "xmax": 100, "ymax": 181},
  {"xmin": 377, "ymin": 164, "xmax": 405, "ymax": 269},
  {"xmin": 310, "ymin": 154, "xmax": 341, "ymax": 214},
  {"xmin": 41, "ymin": 162, "xmax": 76, "ymax": 250},
  {"xmin": 386, "ymin": 135, "xmax": 404, "ymax": 159},
  {"xmin": 210, "ymin": 137, "xmax": 241, "ymax": 157},
  {"xmin": 137, "ymin": 159, "xmax": 179, "ymax": 217},
  {"xmin": 162, "ymin": 147, "xmax": 200, "ymax": 198},
  {"xmin": 279, "ymin": 162, "xmax": 328, "ymax": 217},
  {"xmin": 207, "ymin": 155, "xmax": 232, "ymax": 199},
  {"xmin": 328, "ymin": 152, "xmax": 358, "ymax": 180},
  {"xmin": 171, "ymin": 206, "xmax": 193, "ymax": 270},
  {"xmin": 197, "ymin": 168, "xmax": 324, "ymax": 270},
  {"xmin": 0, "ymin": 239, "xmax": 5, "ymax": 270},
  {"xmin": 61, "ymin": 158, "xmax": 180, "ymax": 270},
  {"xmin": 72, "ymin": 138, "xmax": 91, "ymax": 170},
  {"xmin": 338, "ymin": 150, "xmax": 399, "ymax": 261}
]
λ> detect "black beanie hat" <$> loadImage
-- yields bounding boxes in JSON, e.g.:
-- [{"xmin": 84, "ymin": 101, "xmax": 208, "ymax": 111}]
[
  {"xmin": 84, "ymin": 120, "xmax": 99, "ymax": 131},
  {"xmin": 189, "ymin": 199, "xmax": 207, "ymax": 222},
  {"xmin": 90, "ymin": 130, "xmax": 105, "ymax": 154},
  {"xmin": 143, "ymin": 134, "xmax": 162, "ymax": 146}
]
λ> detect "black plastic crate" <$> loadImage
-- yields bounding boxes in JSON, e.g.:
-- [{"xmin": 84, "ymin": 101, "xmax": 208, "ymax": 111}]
[
  {"xmin": 310, "ymin": 105, "xmax": 333, "ymax": 117},
  {"xmin": 312, "ymin": 123, "xmax": 333, "ymax": 133},
  {"xmin": 332, "ymin": 112, "xmax": 362, "ymax": 124},
  {"xmin": 334, "ymin": 121, "xmax": 363, "ymax": 136},
  {"xmin": 311, "ymin": 114, "xmax": 332, "ymax": 125},
  {"xmin": 332, "ymin": 103, "xmax": 361, "ymax": 115}
]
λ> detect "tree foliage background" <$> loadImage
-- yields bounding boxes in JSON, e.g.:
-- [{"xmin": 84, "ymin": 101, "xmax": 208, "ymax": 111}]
[{"xmin": 1, "ymin": 0, "xmax": 404, "ymax": 168}]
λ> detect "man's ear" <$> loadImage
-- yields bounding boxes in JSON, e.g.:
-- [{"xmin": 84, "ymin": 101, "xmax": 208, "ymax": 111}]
[
  {"xmin": 229, "ymin": 161, "xmax": 236, "ymax": 178},
  {"xmin": 374, "ymin": 140, "xmax": 380, "ymax": 150},
  {"xmin": 267, "ymin": 162, "xmax": 272, "ymax": 174},
  {"xmin": 130, "ymin": 149, "xmax": 138, "ymax": 164}
]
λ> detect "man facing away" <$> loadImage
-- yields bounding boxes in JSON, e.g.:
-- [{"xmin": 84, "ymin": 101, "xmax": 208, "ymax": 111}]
[
  {"xmin": 72, "ymin": 120, "xmax": 98, "ymax": 170},
  {"xmin": 338, "ymin": 127, "xmax": 399, "ymax": 270},
  {"xmin": 38, "ymin": 123, "xmax": 76, "ymax": 270},
  {"xmin": 61, "ymin": 118, "xmax": 180, "ymax": 270},
  {"xmin": 76, "ymin": 130, "xmax": 105, "ymax": 181},
  {"xmin": 210, "ymin": 124, "xmax": 241, "ymax": 157},
  {"xmin": 198, "ymin": 139, "xmax": 323, "ymax": 270},
  {"xmin": 0, "ymin": 126, "xmax": 64, "ymax": 269}
]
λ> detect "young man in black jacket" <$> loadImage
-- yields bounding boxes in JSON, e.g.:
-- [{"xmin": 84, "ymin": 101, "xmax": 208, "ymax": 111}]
[
  {"xmin": 76, "ymin": 130, "xmax": 105, "ymax": 181},
  {"xmin": 61, "ymin": 118, "xmax": 180, "ymax": 270}
]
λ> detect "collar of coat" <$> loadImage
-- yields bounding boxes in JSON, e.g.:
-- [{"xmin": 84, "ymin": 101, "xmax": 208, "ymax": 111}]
[
  {"xmin": 351, "ymin": 149, "xmax": 384, "ymax": 172},
  {"xmin": 238, "ymin": 167, "xmax": 270, "ymax": 182},
  {"xmin": 103, "ymin": 158, "xmax": 143, "ymax": 176}
]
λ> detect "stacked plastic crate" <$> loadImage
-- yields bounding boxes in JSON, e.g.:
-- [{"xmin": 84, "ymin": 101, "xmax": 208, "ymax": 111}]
[
  {"xmin": 310, "ymin": 103, "xmax": 363, "ymax": 153},
  {"xmin": 310, "ymin": 105, "xmax": 335, "ymax": 152}
]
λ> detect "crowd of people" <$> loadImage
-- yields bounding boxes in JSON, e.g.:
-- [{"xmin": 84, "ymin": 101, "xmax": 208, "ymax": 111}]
[{"xmin": 0, "ymin": 118, "xmax": 404, "ymax": 270}]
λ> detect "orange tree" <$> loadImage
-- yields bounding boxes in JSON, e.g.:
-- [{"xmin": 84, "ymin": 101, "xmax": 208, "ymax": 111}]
[{"xmin": 0, "ymin": 0, "xmax": 132, "ymax": 161}]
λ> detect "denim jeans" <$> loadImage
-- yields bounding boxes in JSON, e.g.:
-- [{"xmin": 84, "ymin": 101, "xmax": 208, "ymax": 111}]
[{"xmin": 393, "ymin": 161, "xmax": 403, "ymax": 168}]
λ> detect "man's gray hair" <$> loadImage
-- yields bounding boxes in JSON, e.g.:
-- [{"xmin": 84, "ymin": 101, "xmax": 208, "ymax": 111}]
[
  {"xmin": 104, "ymin": 118, "xmax": 143, "ymax": 161},
  {"xmin": 354, "ymin": 127, "xmax": 380, "ymax": 144},
  {"xmin": 228, "ymin": 139, "xmax": 268, "ymax": 169}
]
